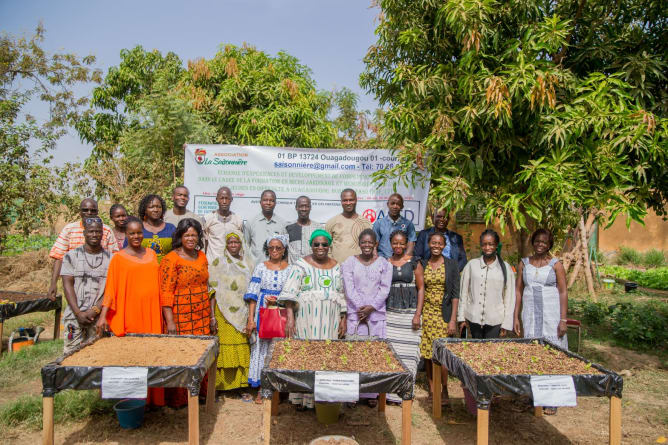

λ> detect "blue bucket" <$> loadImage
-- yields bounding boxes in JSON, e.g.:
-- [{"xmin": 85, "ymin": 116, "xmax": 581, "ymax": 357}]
[{"xmin": 113, "ymin": 399, "xmax": 146, "ymax": 429}]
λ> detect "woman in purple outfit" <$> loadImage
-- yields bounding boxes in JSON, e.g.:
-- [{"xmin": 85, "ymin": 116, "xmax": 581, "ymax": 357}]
[{"xmin": 341, "ymin": 228, "xmax": 393, "ymax": 407}]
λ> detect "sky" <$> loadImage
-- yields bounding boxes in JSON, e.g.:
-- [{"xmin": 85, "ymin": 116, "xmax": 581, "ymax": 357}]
[{"xmin": 1, "ymin": 0, "xmax": 380, "ymax": 164}]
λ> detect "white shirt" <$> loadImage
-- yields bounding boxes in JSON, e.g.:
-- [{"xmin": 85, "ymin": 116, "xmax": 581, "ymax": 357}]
[
  {"xmin": 457, "ymin": 256, "xmax": 516, "ymax": 331},
  {"xmin": 202, "ymin": 211, "xmax": 243, "ymax": 262}
]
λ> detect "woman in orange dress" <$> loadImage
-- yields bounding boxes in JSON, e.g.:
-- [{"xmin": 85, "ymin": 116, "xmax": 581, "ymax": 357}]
[
  {"xmin": 96, "ymin": 216, "xmax": 165, "ymax": 406},
  {"xmin": 159, "ymin": 218, "xmax": 217, "ymax": 407}
]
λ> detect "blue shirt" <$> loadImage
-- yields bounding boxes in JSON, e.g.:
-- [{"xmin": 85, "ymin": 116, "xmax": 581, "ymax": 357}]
[{"xmin": 373, "ymin": 215, "xmax": 417, "ymax": 258}]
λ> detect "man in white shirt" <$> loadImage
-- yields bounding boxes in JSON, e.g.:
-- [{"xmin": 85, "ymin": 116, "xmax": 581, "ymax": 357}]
[
  {"xmin": 243, "ymin": 190, "xmax": 287, "ymax": 265},
  {"xmin": 164, "ymin": 185, "xmax": 204, "ymax": 226},
  {"xmin": 203, "ymin": 186, "xmax": 243, "ymax": 262}
]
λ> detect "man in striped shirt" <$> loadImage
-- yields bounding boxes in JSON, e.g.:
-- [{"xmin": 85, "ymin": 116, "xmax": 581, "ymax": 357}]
[{"xmin": 47, "ymin": 198, "xmax": 118, "ymax": 300}]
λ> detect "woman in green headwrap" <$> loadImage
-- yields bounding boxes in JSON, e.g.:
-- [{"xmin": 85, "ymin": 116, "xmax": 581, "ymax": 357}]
[
  {"xmin": 208, "ymin": 230, "xmax": 253, "ymax": 394},
  {"xmin": 278, "ymin": 229, "xmax": 347, "ymax": 410}
]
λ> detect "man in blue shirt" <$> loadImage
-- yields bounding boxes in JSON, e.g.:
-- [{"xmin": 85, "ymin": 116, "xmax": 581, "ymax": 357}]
[
  {"xmin": 373, "ymin": 193, "xmax": 417, "ymax": 258},
  {"xmin": 415, "ymin": 208, "xmax": 468, "ymax": 271}
]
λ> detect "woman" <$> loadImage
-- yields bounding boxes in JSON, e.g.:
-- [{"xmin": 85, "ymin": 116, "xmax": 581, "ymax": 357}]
[
  {"xmin": 244, "ymin": 235, "xmax": 291, "ymax": 403},
  {"xmin": 341, "ymin": 228, "xmax": 392, "ymax": 407},
  {"xmin": 96, "ymin": 216, "xmax": 164, "ymax": 406},
  {"xmin": 385, "ymin": 230, "xmax": 424, "ymax": 404},
  {"xmin": 419, "ymin": 232, "xmax": 460, "ymax": 406},
  {"xmin": 159, "ymin": 218, "xmax": 216, "ymax": 408},
  {"xmin": 208, "ymin": 230, "xmax": 252, "ymax": 396},
  {"xmin": 127, "ymin": 194, "xmax": 176, "ymax": 263},
  {"xmin": 109, "ymin": 204, "xmax": 128, "ymax": 251},
  {"xmin": 458, "ymin": 229, "xmax": 515, "ymax": 339},
  {"xmin": 279, "ymin": 229, "xmax": 347, "ymax": 410},
  {"xmin": 514, "ymin": 228, "xmax": 568, "ymax": 415}
]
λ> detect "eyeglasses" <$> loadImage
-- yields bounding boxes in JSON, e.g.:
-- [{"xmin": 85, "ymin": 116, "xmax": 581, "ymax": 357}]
[
  {"xmin": 267, "ymin": 246, "xmax": 284, "ymax": 251},
  {"xmin": 80, "ymin": 208, "xmax": 97, "ymax": 213},
  {"xmin": 312, "ymin": 242, "xmax": 329, "ymax": 248}
]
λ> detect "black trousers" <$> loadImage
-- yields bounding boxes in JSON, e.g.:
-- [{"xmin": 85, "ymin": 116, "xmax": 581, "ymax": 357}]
[{"xmin": 467, "ymin": 321, "xmax": 501, "ymax": 339}]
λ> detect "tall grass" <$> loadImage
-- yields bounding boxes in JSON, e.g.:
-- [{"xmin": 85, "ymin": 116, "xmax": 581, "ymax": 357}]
[
  {"xmin": 617, "ymin": 246, "xmax": 642, "ymax": 265},
  {"xmin": 0, "ymin": 340, "xmax": 63, "ymax": 388},
  {"xmin": 642, "ymin": 249, "xmax": 666, "ymax": 268}
]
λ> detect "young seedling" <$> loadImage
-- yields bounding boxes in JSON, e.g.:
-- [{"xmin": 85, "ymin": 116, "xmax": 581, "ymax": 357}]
[{"xmin": 340, "ymin": 354, "xmax": 348, "ymax": 365}]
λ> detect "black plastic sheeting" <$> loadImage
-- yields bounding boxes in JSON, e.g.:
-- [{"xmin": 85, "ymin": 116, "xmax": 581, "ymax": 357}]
[
  {"xmin": 42, "ymin": 333, "xmax": 219, "ymax": 397},
  {"xmin": 0, "ymin": 293, "xmax": 61, "ymax": 322},
  {"xmin": 260, "ymin": 339, "xmax": 415, "ymax": 400},
  {"xmin": 432, "ymin": 337, "xmax": 623, "ymax": 410}
]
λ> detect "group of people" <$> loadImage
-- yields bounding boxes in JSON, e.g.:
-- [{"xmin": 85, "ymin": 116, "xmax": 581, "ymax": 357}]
[{"xmin": 48, "ymin": 185, "xmax": 569, "ymax": 414}]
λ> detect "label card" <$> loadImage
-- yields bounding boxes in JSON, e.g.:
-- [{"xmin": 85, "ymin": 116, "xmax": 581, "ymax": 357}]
[
  {"xmin": 314, "ymin": 371, "xmax": 359, "ymax": 403},
  {"xmin": 101, "ymin": 367, "xmax": 148, "ymax": 399},
  {"xmin": 530, "ymin": 375, "xmax": 577, "ymax": 407}
]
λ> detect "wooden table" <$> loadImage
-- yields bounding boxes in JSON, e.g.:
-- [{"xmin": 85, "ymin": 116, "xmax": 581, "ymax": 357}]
[
  {"xmin": 0, "ymin": 291, "xmax": 62, "ymax": 353},
  {"xmin": 41, "ymin": 334, "xmax": 219, "ymax": 445},
  {"xmin": 431, "ymin": 338, "xmax": 623, "ymax": 445}
]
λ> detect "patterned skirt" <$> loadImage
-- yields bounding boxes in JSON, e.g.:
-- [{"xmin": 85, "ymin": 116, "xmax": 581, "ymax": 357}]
[
  {"xmin": 420, "ymin": 301, "xmax": 449, "ymax": 359},
  {"xmin": 215, "ymin": 306, "xmax": 250, "ymax": 390},
  {"xmin": 386, "ymin": 308, "xmax": 421, "ymax": 403}
]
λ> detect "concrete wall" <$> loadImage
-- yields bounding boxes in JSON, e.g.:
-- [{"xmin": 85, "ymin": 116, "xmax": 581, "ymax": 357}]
[{"xmin": 599, "ymin": 209, "xmax": 668, "ymax": 253}]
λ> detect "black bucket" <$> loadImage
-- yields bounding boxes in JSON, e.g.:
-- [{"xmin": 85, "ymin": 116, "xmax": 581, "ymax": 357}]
[{"xmin": 624, "ymin": 282, "xmax": 638, "ymax": 293}]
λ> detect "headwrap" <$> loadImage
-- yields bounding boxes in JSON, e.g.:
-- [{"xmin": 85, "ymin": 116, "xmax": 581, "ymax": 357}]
[
  {"xmin": 266, "ymin": 234, "xmax": 289, "ymax": 248},
  {"xmin": 226, "ymin": 232, "xmax": 241, "ymax": 241},
  {"xmin": 309, "ymin": 229, "xmax": 333, "ymax": 246}
]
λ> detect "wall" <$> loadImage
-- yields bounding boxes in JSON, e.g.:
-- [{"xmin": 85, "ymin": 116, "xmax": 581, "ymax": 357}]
[{"xmin": 599, "ymin": 209, "xmax": 668, "ymax": 253}]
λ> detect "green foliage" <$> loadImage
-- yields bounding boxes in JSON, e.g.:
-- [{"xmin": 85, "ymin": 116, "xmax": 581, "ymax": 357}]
[
  {"xmin": 600, "ymin": 265, "xmax": 668, "ymax": 290},
  {"xmin": 617, "ymin": 246, "xmax": 643, "ymax": 266},
  {"xmin": 642, "ymin": 249, "xmax": 666, "ymax": 268},
  {"xmin": 0, "ymin": 339, "xmax": 63, "ymax": 388}
]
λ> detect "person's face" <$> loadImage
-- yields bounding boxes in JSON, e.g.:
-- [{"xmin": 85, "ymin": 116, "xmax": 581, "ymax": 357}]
[
  {"xmin": 391, "ymin": 234, "xmax": 408, "ymax": 256},
  {"xmin": 261, "ymin": 192, "xmax": 276, "ymax": 214},
  {"xmin": 359, "ymin": 234, "xmax": 376, "ymax": 256},
  {"xmin": 226, "ymin": 236, "xmax": 241, "ymax": 257},
  {"xmin": 83, "ymin": 224, "xmax": 103, "ymax": 248},
  {"xmin": 387, "ymin": 196, "xmax": 403, "ymax": 218},
  {"xmin": 311, "ymin": 236, "xmax": 330, "ymax": 260},
  {"xmin": 173, "ymin": 188, "xmax": 189, "ymax": 208},
  {"xmin": 145, "ymin": 198, "xmax": 163, "ymax": 221},
  {"xmin": 216, "ymin": 189, "xmax": 232, "ymax": 212},
  {"xmin": 111, "ymin": 207, "xmax": 128, "ymax": 229},
  {"xmin": 341, "ymin": 191, "xmax": 357, "ymax": 213},
  {"xmin": 433, "ymin": 210, "xmax": 449, "ymax": 231},
  {"xmin": 126, "ymin": 221, "xmax": 144, "ymax": 248},
  {"xmin": 296, "ymin": 198, "xmax": 311, "ymax": 220},
  {"xmin": 533, "ymin": 233, "xmax": 550, "ymax": 255},
  {"xmin": 481, "ymin": 234, "xmax": 498, "ymax": 257},
  {"xmin": 181, "ymin": 227, "xmax": 199, "ymax": 251},
  {"xmin": 79, "ymin": 201, "xmax": 98, "ymax": 220},
  {"xmin": 429, "ymin": 235, "xmax": 445, "ymax": 257},
  {"xmin": 267, "ymin": 239, "xmax": 285, "ymax": 261}
]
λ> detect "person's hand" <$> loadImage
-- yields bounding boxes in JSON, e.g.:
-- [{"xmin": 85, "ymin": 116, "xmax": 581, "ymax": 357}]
[
  {"xmin": 458, "ymin": 321, "xmax": 467, "ymax": 337},
  {"xmin": 245, "ymin": 318, "xmax": 256, "ymax": 335},
  {"xmin": 265, "ymin": 296, "xmax": 277, "ymax": 305},
  {"xmin": 47, "ymin": 284, "xmax": 57, "ymax": 302},
  {"xmin": 338, "ymin": 315, "xmax": 347, "ymax": 339},
  {"xmin": 513, "ymin": 317, "xmax": 521, "ymax": 336},
  {"xmin": 357, "ymin": 305, "xmax": 374, "ymax": 321},
  {"xmin": 411, "ymin": 313, "xmax": 422, "ymax": 330},
  {"xmin": 447, "ymin": 320, "xmax": 457, "ymax": 336},
  {"xmin": 557, "ymin": 320, "xmax": 567, "ymax": 338},
  {"xmin": 166, "ymin": 320, "xmax": 177, "ymax": 335},
  {"xmin": 500, "ymin": 329, "xmax": 507, "ymax": 338},
  {"xmin": 95, "ymin": 317, "xmax": 109, "ymax": 337},
  {"xmin": 209, "ymin": 317, "xmax": 218, "ymax": 335},
  {"xmin": 75, "ymin": 309, "xmax": 96, "ymax": 326},
  {"xmin": 285, "ymin": 314, "xmax": 296, "ymax": 338}
]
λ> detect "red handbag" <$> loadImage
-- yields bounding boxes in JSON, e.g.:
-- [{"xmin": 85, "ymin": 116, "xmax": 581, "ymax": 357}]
[{"xmin": 258, "ymin": 307, "xmax": 287, "ymax": 339}]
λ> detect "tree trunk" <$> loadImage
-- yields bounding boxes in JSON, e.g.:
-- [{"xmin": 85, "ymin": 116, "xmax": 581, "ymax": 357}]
[{"xmin": 579, "ymin": 216, "xmax": 597, "ymax": 300}]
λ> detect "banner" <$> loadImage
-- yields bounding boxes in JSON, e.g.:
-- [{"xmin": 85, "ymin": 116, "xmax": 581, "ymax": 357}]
[{"xmin": 184, "ymin": 145, "xmax": 430, "ymax": 229}]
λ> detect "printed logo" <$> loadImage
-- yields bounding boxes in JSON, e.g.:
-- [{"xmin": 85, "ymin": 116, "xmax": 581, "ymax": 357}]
[
  {"xmin": 362, "ymin": 209, "xmax": 377, "ymax": 222},
  {"xmin": 195, "ymin": 148, "xmax": 207, "ymax": 164},
  {"xmin": 318, "ymin": 275, "xmax": 332, "ymax": 288}
]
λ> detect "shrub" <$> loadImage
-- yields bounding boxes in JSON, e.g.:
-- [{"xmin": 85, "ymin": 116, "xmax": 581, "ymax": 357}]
[
  {"xmin": 0, "ymin": 234, "xmax": 55, "ymax": 256},
  {"xmin": 642, "ymin": 249, "xmax": 666, "ymax": 268},
  {"xmin": 599, "ymin": 265, "xmax": 668, "ymax": 290},
  {"xmin": 616, "ymin": 246, "xmax": 642, "ymax": 265},
  {"xmin": 609, "ymin": 301, "xmax": 668, "ymax": 350}
]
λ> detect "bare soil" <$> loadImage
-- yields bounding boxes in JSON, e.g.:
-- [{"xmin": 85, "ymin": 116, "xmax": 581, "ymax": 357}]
[
  {"xmin": 270, "ymin": 339, "xmax": 402, "ymax": 373},
  {"xmin": 0, "ymin": 290, "xmax": 48, "ymax": 303},
  {"xmin": 61, "ymin": 337, "xmax": 212, "ymax": 367}
]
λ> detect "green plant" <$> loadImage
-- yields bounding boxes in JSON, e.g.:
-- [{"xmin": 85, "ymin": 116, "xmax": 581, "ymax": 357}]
[
  {"xmin": 642, "ymin": 249, "xmax": 666, "ymax": 268},
  {"xmin": 617, "ymin": 247, "xmax": 642, "ymax": 266},
  {"xmin": 600, "ymin": 266, "xmax": 668, "ymax": 290},
  {"xmin": 0, "ymin": 234, "xmax": 56, "ymax": 256},
  {"xmin": 609, "ymin": 301, "xmax": 668, "ymax": 350}
]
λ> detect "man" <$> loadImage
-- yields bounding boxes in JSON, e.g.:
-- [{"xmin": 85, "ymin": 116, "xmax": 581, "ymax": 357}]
[
  {"xmin": 203, "ymin": 186, "xmax": 243, "ymax": 262},
  {"xmin": 285, "ymin": 196, "xmax": 323, "ymax": 264},
  {"xmin": 60, "ymin": 217, "xmax": 112, "ymax": 354},
  {"xmin": 415, "ymin": 208, "xmax": 467, "ymax": 271},
  {"xmin": 48, "ymin": 198, "xmax": 118, "ymax": 300},
  {"xmin": 164, "ymin": 185, "xmax": 204, "ymax": 226},
  {"xmin": 373, "ymin": 193, "xmax": 417, "ymax": 258},
  {"xmin": 325, "ymin": 189, "xmax": 372, "ymax": 264},
  {"xmin": 243, "ymin": 190, "xmax": 287, "ymax": 264}
]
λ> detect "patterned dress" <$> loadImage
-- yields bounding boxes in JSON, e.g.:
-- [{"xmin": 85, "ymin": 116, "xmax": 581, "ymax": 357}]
[
  {"xmin": 244, "ymin": 262, "xmax": 291, "ymax": 387},
  {"xmin": 419, "ymin": 263, "xmax": 450, "ymax": 359},
  {"xmin": 521, "ymin": 257, "xmax": 568, "ymax": 349}
]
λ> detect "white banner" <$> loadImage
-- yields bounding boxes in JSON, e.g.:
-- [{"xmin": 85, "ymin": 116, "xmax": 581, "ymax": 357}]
[{"xmin": 183, "ymin": 145, "xmax": 430, "ymax": 229}]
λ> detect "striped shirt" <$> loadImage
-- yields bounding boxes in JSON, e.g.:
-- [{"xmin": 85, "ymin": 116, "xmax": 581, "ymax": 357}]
[{"xmin": 49, "ymin": 221, "xmax": 118, "ymax": 260}]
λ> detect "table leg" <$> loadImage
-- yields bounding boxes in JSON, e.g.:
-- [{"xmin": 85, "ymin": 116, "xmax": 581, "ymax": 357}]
[
  {"xmin": 378, "ymin": 393, "xmax": 386, "ymax": 413},
  {"xmin": 476, "ymin": 407, "xmax": 489, "ymax": 445},
  {"xmin": 534, "ymin": 406, "xmax": 543, "ymax": 417},
  {"xmin": 206, "ymin": 362, "xmax": 216, "ymax": 414},
  {"xmin": 609, "ymin": 396, "xmax": 621, "ymax": 445},
  {"xmin": 42, "ymin": 396, "xmax": 54, "ymax": 445},
  {"xmin": 188, "ymin": 393, "xmax": 199, "ymax": 445},
  {"xmin": 270, "ymin": 391, "xmax": 279, "ymax": 416},
  {"xmin": 263, "ymin": 397, "xmax": 272, "ymax": 445},
  {"xmin": 53, "ymin": 306, "xmax": 61, "ymax": 342},
  {"xmin": 432, "ymin": 361, "xmax": 442, "ymax": 419},
  {"xmin": 401, "ymin": 399, "xmax": 412, "ymax": 445},
  {"xmin": 0, "ymin": 321, "xmax": 4, "ymax": 354}
]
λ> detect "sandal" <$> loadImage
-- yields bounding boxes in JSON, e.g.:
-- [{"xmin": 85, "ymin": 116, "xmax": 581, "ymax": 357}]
[
  {"xmin": 543, "ymin": 407, "xmax": 558, "ymax": 415},
  {"xmin": 241, "ymin": 393, "xmax": 253, "ymax": 403}
]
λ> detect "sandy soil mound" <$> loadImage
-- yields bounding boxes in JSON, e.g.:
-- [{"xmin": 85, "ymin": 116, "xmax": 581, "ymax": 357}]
[{"xmin": 0, "ymin": 249, "xmax": 51, "ymax": 293}]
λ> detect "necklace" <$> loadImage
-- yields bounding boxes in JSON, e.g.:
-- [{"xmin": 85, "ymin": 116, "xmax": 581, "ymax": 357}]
[{"xmin": 83, "ymin": 249, "xmax": 103, "ymax": 269}]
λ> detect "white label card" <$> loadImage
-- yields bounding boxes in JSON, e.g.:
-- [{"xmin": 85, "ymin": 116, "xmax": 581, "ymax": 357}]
[
  {"xmin": 530, "ymin": 375, "xmax": 577, "ymax": 407},
  {"xmin": 314, "ymin": 371, "xmax": 359, "ymax": 403},
  {"xmin": 101, "ymin": 367, "xmax": 148, "ymax": 399}
]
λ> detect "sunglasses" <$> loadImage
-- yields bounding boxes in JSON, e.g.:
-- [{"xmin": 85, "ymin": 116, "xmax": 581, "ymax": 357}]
[
  {"xmin": 80, "ymin": 208, "xmax": 97, "ymax": 213},
  {"xmin": 267, "ymin": 246, "xmax": 284, "ymax": 251},
  {"xmin": 312, "ymin": 242, "xmax": 329, "ymax": 248}
]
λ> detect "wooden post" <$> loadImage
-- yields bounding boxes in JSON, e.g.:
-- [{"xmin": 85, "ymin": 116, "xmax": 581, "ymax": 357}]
[
  {"xmin": 609, "ymin": 396, "xmax": 621, "ymax": 445},
  {"xmin": 432, "ymin": 361, "xmax": 442, "ymax": 419},
  {"xmin": 534, "ymin": 406, "xmax": 543, "ymax": 417},
  {"xmin": 206, "ymin": 362, "xmax": 216, "ymax": 414},
  {"xmin": 42, "ymin": 396, "xmax": 54, "ymax": 445},
  {"xmin": 378, "ymin": 393, "xmax": 386, "ymax": 413},
  {"xmin": 401, "ymin": 399, "xmax": 412, "ymax": 445},
  {"xmin": 53, "ymin": 300, "xmax": 62, "ymax": 342},
  {"xmin": 262, "ymin": 398, "xmax": 272, "ymax": 445},
  {"xmin": 579, "ymin": 216, "xmax": 597, "ymax": 299},
  {"xmin": 270, "ymin": 391, "xmax": 279, "ymax": 416},
  {"xmin": 0, "ymin": 321, "xmax": 4, "ymax": 354},
  {"xmin": 476, "ymin": 407, "xmax": 489, "ymax": 445},
  {"xmin": 188, "ymin": 393, "xmax": 199, "ymax": 445}
]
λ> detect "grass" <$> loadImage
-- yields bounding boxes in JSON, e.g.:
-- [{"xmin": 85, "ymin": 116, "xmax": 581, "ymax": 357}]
[
  {"xmin": 2, "ymin": 310, "xmax": 56, "ymax": 334},
  {"xmin": 0, "ymin": 339, "xmax": 63, "ymax": 388},
  {"xmin": 642, "ymin": 249, "xmax": 666, "ymax": 268},
  {"xmin": 617, "ymin": 246, "xmax": 642, "ymax": 265}
]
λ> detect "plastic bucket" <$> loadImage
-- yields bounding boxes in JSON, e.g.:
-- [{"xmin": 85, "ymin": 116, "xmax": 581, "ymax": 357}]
[
  {"xmin": 113, "ymin": 399, "xmax": 146, "ymax": 429},
  {"xmin": 602, "ymin": 278, "xmax": 615, "ymax": 289},
  {"xmin": 11, "ymin": 338, "xmax": 34, "ymax": 352},
  {"xmin": 309, "ymin": 436, "xmax": 359, "ymax": 445},
  {"xmin": 624, "ymin": 282, "xmax": 638, "ymax": 293},
  {"xmin": 315, "ymin": 402, "xmax": 341, "ymax": 424}
]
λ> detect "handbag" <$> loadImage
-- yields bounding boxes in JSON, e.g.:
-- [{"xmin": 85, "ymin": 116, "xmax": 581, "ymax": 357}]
[{"xmin": 258, "ymin": 306, "xmax": 287, "ymax": 339}]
